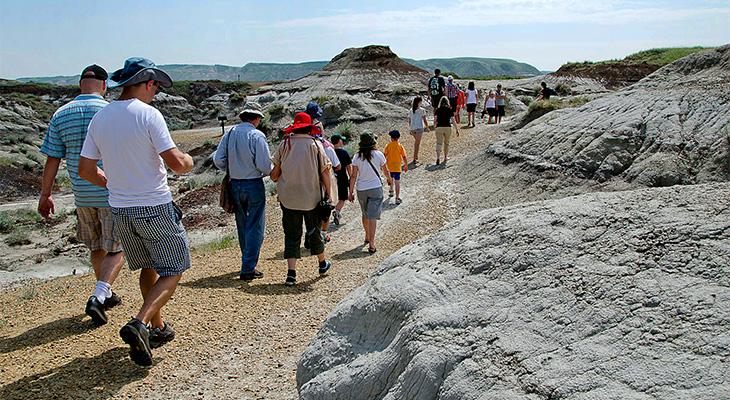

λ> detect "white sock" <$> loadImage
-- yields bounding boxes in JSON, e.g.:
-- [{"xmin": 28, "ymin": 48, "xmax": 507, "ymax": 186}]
[{"xmin": 93, "ymin": 281, "xmax": 112, "ymax": 304}]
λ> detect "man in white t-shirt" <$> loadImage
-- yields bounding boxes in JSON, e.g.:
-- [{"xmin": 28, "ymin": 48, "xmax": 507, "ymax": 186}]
[{"xmin": 79, "ymin": 57, "xmax": 194, "ymax": 366}]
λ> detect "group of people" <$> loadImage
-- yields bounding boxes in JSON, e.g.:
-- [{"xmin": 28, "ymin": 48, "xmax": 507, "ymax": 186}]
[
  {"xmin": 426, "ymin": 68, "xmax": 508, "ymax": 128},
  {"xmin": 37, "ymin": 58, "xmax": 415, "ymax": 366}
]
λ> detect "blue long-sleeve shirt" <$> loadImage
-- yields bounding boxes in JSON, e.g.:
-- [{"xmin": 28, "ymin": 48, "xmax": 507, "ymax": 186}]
[{"xmin": 213, "ymin": 122, "xmax": 273, "ymax": 179}]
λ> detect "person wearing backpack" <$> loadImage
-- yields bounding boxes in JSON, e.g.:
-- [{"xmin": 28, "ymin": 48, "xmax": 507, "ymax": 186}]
[
  {"xmin": 537, "ymin": 81, "xmax": 557, "ymax": 100},
  {"xmin": 427, "ymin": 69, "xmax": 446, "ymax": 125}
]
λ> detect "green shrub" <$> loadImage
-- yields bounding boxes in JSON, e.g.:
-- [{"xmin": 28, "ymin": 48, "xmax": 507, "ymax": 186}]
[
  {"xmin": 266, "ymin": 103, "xmax": 286, "ymax": 119},
  {"xmin": 310, "ymin": 95, "xmax": 332, "ymax": 105},
  {"xmin": 568, "ymin": 96, "xmax": 591, "ymax": 107},
  {"xmin": 441, "ymin": 71, "xmax": 460, "ymax": 79},
  {"xmin": 334, "ymin": 120, "xmax": 356, "ymax": 141},
  {"xmin": 0, "ymin": 212, "xmax": 13, "ymax": 233},
  {"xmin": 518, "ymin": 96, "xmax": 533, "ymax": 107},
  {"xmin": 229, "ymin": 91, "xmax": 246, "ymax": 103},
  {"xmin": 554, "ymin": 83, "xmax": 572, "ymax": 96},
  {"xmin": 20, "ymin": 285, "xmax": 38, "ymax": 300},
  {"xmin": 184, "ymin": 171, "xmax": 221, "ymax": 191},
  {"xmin": 391, "ymin": 86, "xmax": 411, "ymax": 95},
  {"xmin": 5, "ymin": 230, "xmax": 31, "ymax": 246}
]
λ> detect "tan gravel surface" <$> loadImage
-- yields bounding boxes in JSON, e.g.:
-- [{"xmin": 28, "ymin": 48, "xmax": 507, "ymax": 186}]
[{"xmin": 0, "ymin": 120, "xmax": 506, "ymax": 399}]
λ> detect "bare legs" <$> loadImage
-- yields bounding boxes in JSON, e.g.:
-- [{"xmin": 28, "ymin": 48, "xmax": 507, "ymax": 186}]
[
  {"xmin": 412, "ymin": 132, "xmax": 422, "ymax": 163},
  {"xmin": 137, "ymin": 269, "xmax": 180, "ymax": 329}
]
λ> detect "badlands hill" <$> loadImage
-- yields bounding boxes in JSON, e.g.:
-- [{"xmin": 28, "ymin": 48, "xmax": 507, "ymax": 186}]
[{"xmin": 297, "ymin": 45, "xmax": 730, "ymax": 399}]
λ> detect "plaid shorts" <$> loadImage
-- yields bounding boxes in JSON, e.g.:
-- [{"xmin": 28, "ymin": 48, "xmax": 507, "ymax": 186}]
[
  {"xmin": 111, "ymin": 202, "xmax": 191, "ymax": 277},
  {"xmin": 76, "ymin": 207, "xmax": 122, "ymax": 252}
]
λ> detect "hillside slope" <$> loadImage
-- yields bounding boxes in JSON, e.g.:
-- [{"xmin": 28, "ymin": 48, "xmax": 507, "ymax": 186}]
[{"xmin": 405, "ymin": 57, "xmax": 540, "ymax": 77}]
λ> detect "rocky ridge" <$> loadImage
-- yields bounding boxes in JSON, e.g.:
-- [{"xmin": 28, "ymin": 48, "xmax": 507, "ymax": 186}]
[
  {"xmin": 298, "ymin": 182, "xmax": 730, "ymax": 399},
  {"xmin": 489, "ymin": 44, "xmax": 730, "ymax": 187}
]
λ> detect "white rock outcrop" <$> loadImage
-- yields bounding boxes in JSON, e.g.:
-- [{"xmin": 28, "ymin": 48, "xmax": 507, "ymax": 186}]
[{"xmin": 298, "ymin": 183, "xmax": 730, "ymax": 399}]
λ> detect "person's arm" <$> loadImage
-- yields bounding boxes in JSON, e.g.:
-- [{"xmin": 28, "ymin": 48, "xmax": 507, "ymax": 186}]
[
  {"xmin": 401, "ymin": 148, "xmax": 408, "ymax": 172},
  {"xmin": 254, "ymin": 135, "xmax": 274, "ymax": 175},
  {"xmin": 346, "ymin": 163, "xmax": 354, "ymax": 178},
  {"xmin": 270, "ymin": 164, "xmax": 281, "ymax": 182},
  {"xmin": 212, "ymin": 132, "xmax": 229, "ymax": 170},
  {"xmin": 348, "ymin": 165, "xmax": 359, "ymax": 202},
  {"xmin": 160, "ymin": 147, "xmax": 194, "ymax": 175},
  {"xmin": 317, "ymin": 147, "xmax": 332, "ymax": 198},
  {"xmin": 38, "ymin": 157, "xmax": 61, "ymax": 219},
  {"xmin": 78, "ymin": 156, "xmax": 108, "ymax": 188},
  {"xmin": 381, "ymin": 162, "xmax": 393, "ymax": 185}
]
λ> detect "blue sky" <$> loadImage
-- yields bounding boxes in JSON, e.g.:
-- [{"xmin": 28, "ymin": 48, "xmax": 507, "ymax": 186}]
[{"xmin": 1, "ymin": 0, "xmax": 728, "ymax": 78}]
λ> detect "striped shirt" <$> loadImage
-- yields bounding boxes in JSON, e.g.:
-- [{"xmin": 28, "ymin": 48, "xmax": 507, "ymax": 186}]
[{"xmin": 40, "ymin": 94, "xmax": 110, "ymax": 208}]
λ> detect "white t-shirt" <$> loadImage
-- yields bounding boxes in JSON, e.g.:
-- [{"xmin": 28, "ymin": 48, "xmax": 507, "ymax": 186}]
[
  {"xmin": 486, "ymin": 97, "xmax": 496, "ymax": 108},
  {"xmin": 410, "ymin": 108, "xmax": 425, "ymax": 130},
  {"xmin": 352, "ymin": 151, "xmax": 386, "ymax": 191},
  {"xmin": 324, "ymin": 146, "xmax": 341, "ymax": 168},
  {"xmin": 466, "ymin": 89, "xmax": 478, "ymax": 104},
  {"xmin": 81, "ymin": 99, "xmax": 176, "ymax": 208}
]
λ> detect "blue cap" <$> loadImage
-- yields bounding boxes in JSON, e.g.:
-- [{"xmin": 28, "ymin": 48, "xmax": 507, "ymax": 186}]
[
  {"xmin": 305, "ymin": 101, "xmax": 324, "ymax": 119},
  {"xmin": 108, "ymin": 57, "xmax": 173, "ymax": 89}
]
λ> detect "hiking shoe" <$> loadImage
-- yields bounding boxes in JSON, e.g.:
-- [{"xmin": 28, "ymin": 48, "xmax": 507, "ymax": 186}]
[
  {"xmin": 318, "ymin": 260, "xmax": 332, "ymax": 275},
  {"xmin": 332, "ymin": 210, "xmax": 340, "ymax": 226},
  {"xmin": 104, "ymin": 292, "xmax": 122, "ymax": 310},
  {"xmin": 149, "ymin": 322, "xmax": 175, "ymax": 349},
  {"xmin": 119, "ymin": 318, "xmax": 153, "ymax": 366},
  {"xmin": 388, "ymin": 189, "xmax": 394, "ymax": 197},
  {"xmin": 285, "ymin": 270, "xmax": 296, "ymax": 286},
  {"xmin": 85, "ymin": 296, "xmax": 108, "ymax": 326},
  {"xmin": 240, "ymin": 269, "xmax": 264, "ymax": 281},
  {"xmin": 395, "ymin": 198, "xmax": 402, "ymax": 205},
  {"xmin": 436, "ymin": 158, "xmax": 440, "ymax": 165}
]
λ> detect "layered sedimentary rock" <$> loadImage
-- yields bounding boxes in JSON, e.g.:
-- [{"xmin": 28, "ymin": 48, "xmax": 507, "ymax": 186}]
[
  {"xmin": 298, "ymin": 183, "xmax": 730, "ymax": 399},
  {"xmin": 489, "ymin": 45, "xmax": 730, "ymax": 186}
]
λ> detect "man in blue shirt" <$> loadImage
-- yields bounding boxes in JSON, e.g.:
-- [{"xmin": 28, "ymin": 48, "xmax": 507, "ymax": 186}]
[
  {"xmin": 213, "ymin": 104, "xmax": 273, "ymax": 280},
  {"xmin": 38, "ymin": 64, "xmax": 125, "ymax": 326}
]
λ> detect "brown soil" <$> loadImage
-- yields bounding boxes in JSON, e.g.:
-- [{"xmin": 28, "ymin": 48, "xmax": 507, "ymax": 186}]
[
  {"xmin": 0, "ymin": 119, "xmax": 505, "ymax": 399},
  {"xmin": 554, "ymin": 62, "xmax": 658, "ymax": 88},
  {"xmin": 0, "ymin": 166, "xmax": 48, "ymax": 202},
  {"xmin": 324, "ymin": 45, "xmax": 427, "ymax": 74}
]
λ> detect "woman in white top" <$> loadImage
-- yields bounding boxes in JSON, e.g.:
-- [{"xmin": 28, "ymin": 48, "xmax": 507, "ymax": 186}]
[
  {"xmin": 348, "ymin": 133, "xmax": 392, "ymax": 254},
  {"xmin": 408, "ymin": 96, "xmax": 430, "ymax": 165},
  {"xmin": 465, "ymin": 81, "xmax": 478, "ymax": 127},
  {"xmin": 482, "ymin": 91, "xmax": 497, "ymax": 124}
]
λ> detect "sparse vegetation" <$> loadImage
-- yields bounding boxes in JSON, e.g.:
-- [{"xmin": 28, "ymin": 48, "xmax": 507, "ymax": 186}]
[
  {"xmin": 5, "ymin": 230, "xmax": 31, "ymax": 246},
  {"xmin": 462, "ymin": 75, "xmax": 526, "ymax": 81},
  {"xmin": 229, "ymin": 91, "xmax": 246, "ymax": 103},
  {"xmin": 184, "ymin": 171, "xmax": 221, "ymax": 191},
  {"xmin": 266, "ymin": 103, "xmax": 286, "ymax": 119},
  {"xmin": 0, "ymin": 212, "xmax": 13, "ymax": 233},
  {"xmin": 568, "ymin": 96, "xmax": 591, "ymax": 107},
  {"xmin": 441, "ymin": 71, "xmax": 460, "ymax": 79},
  {"xmin": 518, "ymin": 96, "xmax": 533, "ymax": 107},
  {"xmin": 0, "ymin": 92, "xmax": 58, "ymax": 121},
  {"xmin": 163, "ymin": 80, "xmax": 252, "ymax": 106},
  {"xmin": 196, "ymin": 234, "xmax": 237, "ymax": 253},
  {"xmin": 554, "ymin": 83, "xmax": 572, "ymax": 96},
  {"xmin": 19, "ymin": 285, "xmax": 38, "ymax": 300},
  {"xmin": 391, "ymin": 86, "xmax": 411, "ymax": 95},
  {"xmin": 334, "ymin": 120, "xmax": 356, "ymax": 141},
  {"xmin": 310, "ymin": 95, "xmax": 332, "ymax": 105}
]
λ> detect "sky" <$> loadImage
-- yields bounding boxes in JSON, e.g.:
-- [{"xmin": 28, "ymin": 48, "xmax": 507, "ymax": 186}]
[{"xmin": 1, "ymin": 0, "xmax": 728, "ymax": 78}]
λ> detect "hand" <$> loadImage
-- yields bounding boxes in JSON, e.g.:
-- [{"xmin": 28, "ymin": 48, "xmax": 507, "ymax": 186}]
[
  {"xmin": 38, "ymin": 194, "xmax": 55, "ymax": 219},
  {"xmin": 348, "ymin": 193, "xmax": 355, "ymax": 202},
  {"xmin": 403, "ymin": 165, "xmax": 408, "ymax": 173}
]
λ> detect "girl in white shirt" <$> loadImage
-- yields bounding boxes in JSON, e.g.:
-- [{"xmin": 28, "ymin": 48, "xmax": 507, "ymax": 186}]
[
  {"xmin": 408, "ymin": 96, "xmax": 430, "ymax": 165},
  {"xmin": 465, "ymin": 81, "xmax": 479, "ymax": 127}
]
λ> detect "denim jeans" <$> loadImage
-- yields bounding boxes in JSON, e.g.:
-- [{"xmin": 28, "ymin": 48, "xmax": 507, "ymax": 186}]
[{"xmin": 230, "ymin": 178, "xmax": 266, "ymax": 275}]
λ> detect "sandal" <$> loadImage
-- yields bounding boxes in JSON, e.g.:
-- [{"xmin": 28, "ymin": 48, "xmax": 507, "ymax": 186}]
[
  {"xmin": 395, "ymin": 198, "xmax": 402, "ymax": 205},
  {"xmin": 368, "ymin": 246, "xmax": 377, "ymax": 254}
]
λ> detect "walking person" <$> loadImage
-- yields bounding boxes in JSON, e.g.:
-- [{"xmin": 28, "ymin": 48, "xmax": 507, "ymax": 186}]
[
  {"xmin": 446, "ymin": 76, "xmax": 460, "ymax": 115},
  {"xmin": 408, "ymin": 96, "xmax": 429, "ymax": 165},
  {"xmin": 495, "ymin": 83, "xmax": 506, "ymax": 124},
  {"xmin": 434, "ymin": 96, "xmax": 460, "ymax": 165},
  {"xmin": 456, "ymin": 87, "xmax": 466, "ymax": 125},
  {"xmin": 38, "ymin": 64, "xmax": 125, "ymax": 326},
  {"xmin": 306, "ymin": 100, "xmax": 340, "ymax": 242},
  {"xmin": 270, "ymin": 112, "xmax": 333, "ymax": 286},
  {"xmin": 383, "ymin": 130, "xmax": 408, "ymax": 204},
  {"xmin": 465, "ymin": 82, "xmax": 479, "ymax": 127},
  {"xmin": 427, "ymin": 69, "xmax": 446, "ymax": 125},
  {"xmin": 330, "ymin": 134, "xmax": 352, "ymax": 226},
  {"xmin": 483, "ymin": 91, "xmax": 497, "ymax": 124},
  {"xmin": 79, "ymin": 57, "xmax": 194, "ymax": 366},
  {"xmin": 348, "ymin": 133, "xmax": 392, "ymax": 254},
  {"xmin": 213, "ymin": 104, "xmax": 272, "ymax": 281}
]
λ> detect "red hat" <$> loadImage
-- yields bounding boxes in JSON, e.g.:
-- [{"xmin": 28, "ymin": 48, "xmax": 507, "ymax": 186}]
[{"xmin": 284, "ymin": 112, "xmax": 321, "ymax": 135}]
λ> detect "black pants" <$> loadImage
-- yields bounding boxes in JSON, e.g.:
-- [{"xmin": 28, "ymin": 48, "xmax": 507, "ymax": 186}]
[{"xmin": 281, "ymin": 205, "xmax": 324, "ymax": 259}]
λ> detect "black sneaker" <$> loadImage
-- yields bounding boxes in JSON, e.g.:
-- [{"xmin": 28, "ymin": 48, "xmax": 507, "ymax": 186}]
[
  {"xmin": 332, "ymin": 210, "xmax": 340, "ymax": 226},
  {"xmin": 119, "ymin": 318, "xmax": 153, "ymax": 366},
  {"xmin": 240, "ymin": 269, "xmax": 264, "ymax": 281},
  {"xmin": 85, "ymin": 296, "xmax": 108, "ymax": 326},
  {"xmin": 149, "ymin": 322, "xmax": 175, "ymax": 349},
  {"xmin": 285, "ymin": 270, "xmax": 296, "ymax": 286},
  {"xmin": 104, "ymin": 292, "xmax": 122, "ymax": 310},
  {"xmin": 318, "ymin": 260, "xmax": 332, "ymax": 275}
]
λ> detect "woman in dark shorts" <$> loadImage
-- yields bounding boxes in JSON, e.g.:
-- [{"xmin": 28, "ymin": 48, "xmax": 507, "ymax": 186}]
[
  {"xmin": 465, "ymin": 81, "xmax": 478, "ymax": 127},
  {"xmin": 330, "ymin": 134, "xmax": 352, "ymax": 225}
]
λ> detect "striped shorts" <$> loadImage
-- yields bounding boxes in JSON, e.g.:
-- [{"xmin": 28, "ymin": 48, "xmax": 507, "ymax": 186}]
[
  {"xmin": 111, "ymin": 202, "xmax": 191, "ymax": 277},
  {"xmin": 76, "ymin": 207, "xmax": 122, "ymax": 253}
]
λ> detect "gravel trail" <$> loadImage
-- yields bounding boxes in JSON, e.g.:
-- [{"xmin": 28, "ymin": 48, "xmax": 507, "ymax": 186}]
[{"xmin": 0, "ymin": 120, "xmax": 505, "ymax": 400}]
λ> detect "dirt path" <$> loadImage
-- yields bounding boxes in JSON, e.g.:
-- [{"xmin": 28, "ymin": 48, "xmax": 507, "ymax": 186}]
[{"xmin": 0, "ymin": 120, "xmax": 506, "ymax": 399}]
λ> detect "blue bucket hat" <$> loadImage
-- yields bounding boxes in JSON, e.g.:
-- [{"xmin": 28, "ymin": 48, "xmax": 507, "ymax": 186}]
[
  {"xmin": 108, "ymin": 57, "xmax": 173, "ymax": 89},
  {"xmin": 305, "ymin": 101, "xmax": 323, "ymax": 119}
]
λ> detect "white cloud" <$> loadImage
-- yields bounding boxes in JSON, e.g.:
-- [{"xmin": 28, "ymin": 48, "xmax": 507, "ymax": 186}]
[{"xmin": 273, "ymin": 0, "xmax": 730, "ymax": 32}]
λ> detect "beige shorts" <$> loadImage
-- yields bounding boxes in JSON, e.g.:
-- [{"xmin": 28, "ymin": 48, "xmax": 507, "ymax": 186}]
[{"xmin": 76, "ymin": 207, "xmax": 122, "ymax": 253}]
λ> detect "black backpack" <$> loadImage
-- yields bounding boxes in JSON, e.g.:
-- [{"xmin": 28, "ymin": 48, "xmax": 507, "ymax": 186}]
[{"xmin": 429, "ymin": 77, "xmax": 441, "ymax": 96}]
